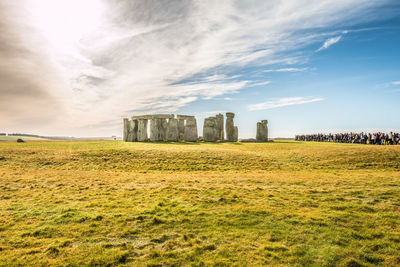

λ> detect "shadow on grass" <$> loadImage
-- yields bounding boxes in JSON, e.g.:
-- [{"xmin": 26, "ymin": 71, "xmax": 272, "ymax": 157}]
[
  {"xmin": 125, "ymin": 141, "xmax": 243, "ymax": 145},
  {"xmin": 274, "ymin": 141, "xmax": 304, "ymax": 144}
]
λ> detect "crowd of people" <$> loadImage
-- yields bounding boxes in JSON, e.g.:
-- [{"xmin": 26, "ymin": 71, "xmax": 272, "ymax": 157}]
[{"xmin": 295, "ymin": 132, "xmax": 400, "ymax": 145}]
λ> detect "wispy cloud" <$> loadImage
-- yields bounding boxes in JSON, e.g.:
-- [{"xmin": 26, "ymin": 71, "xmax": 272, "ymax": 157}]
[
  {"xmin": 317, "ymin": 35, "xmax": 343, "ymax": 52},
  {"xmin": 248, "ymin": 97, "xmax": 325, "ymax": 111},
  {"xmin": 316, "ymin": 26, "xmax": 385, "ymax": 53},
  {"xmin": 248, "ymin": 81, "xmax": 272, "ymax": 87},
  {"xmin": 0, "ymin": 0, "xmax": 392, "ymax": 135},
  {"xmin": 376, "ymin": 80, "xmax": 400, "ymax": 89},
  {"xmin": 263, "ymin": 67, "xmax": 310, "ymax": 73}
]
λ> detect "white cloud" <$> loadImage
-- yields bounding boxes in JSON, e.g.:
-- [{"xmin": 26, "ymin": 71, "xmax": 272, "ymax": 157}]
[
  {"xmin": 317, "ymin": 35, "xmax": 342, "ymax": 51},
  {"xmin": 0, "ymin": 0, "xmax": 391, "ymax": 135},
  {"xmin": 248, "ymin": 97, "xmax": 325, "ymax": 111},
  {"xmin": 248, "ymin": 81, "xmax": 272, "ymax": 87},
  {"xmin": 263, "ymin": 67, "xmax": 310, "ymax": 73},
  {"xmin": 392, "ymin": 81, "xmax": 400, "ymax": 85},
  {"xmin": 263, "ymin": 68, "xmax": 316, "ymax": 72}
]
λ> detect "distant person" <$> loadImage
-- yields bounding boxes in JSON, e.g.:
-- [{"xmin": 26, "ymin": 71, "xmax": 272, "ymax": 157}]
[{"xmin": 296, "ymin": 131, "xmax": 399, "ymax": 146}]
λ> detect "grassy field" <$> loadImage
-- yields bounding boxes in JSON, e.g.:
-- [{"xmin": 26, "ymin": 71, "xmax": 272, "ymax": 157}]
[{"xmin": 0, "ymin": 140, "xmax": 399, "ymax": 266}]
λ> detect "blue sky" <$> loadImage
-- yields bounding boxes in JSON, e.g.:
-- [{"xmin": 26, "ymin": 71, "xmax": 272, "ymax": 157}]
[
  {"xmin": 0, "ymin": 0, "xmax": 399, "ymax": 137},
  {"xmin": 179, "ymin": 16, "xmax": 400, "ymax": 137}
]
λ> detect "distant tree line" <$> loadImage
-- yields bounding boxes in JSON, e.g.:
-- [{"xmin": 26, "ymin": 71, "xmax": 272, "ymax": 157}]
[
  {"xmin": 296, "ymin": 132, "xmax": 400, "ymax": 145},
  {"xmin": 6, "ymin": 133, "xmax": 70, "ymax": 140},
  {"xmin": 8, "ymin": 133, "xmax": 41, "ymax": 137},
  {"xmin": 1, "ymin": 133, "xmax": 117, "ymax": 141}
]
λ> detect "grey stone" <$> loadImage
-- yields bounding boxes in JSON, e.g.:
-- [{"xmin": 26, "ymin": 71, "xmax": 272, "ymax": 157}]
[
  {"xmin": 177, "ymin": 115, "xmax": 195, "ymax": 120},
  {"xmin": 184, "ymin": 117, "xmax": 198, "ymax": 142},
  {"xmin": 256, "ymin": 120, "xmax": 268, "ymax": 142},
  {"xmin": 137, "ymin": 119, "xmax": 148, "ymax": 141},
  {"xmin": 149, "ymin": 118, "xmax": 158, "ymax": 141},
  {"xmin": 203, "ymin": 117, "xmax": 219, "ymax": 142},
  {"xmin": 233, "ymin": 126, "xmax": 238, "ymax": 142},
  {"xmin": 152, "ymin": 114, "xmax": 174, "ymax": 119},
  {"xmin": 216, "ymin": 113, "xmax": 224, "ymax": 141},
  {"xmin": 132, "ymin": 114, "xmax": 174, "ymax": 120},
  {"xmin": 127, "ymin": 119, "xmax": 138, "ymax": 142},
  {"xmin": 150, "ymin": 118, "xmax": 167, "ymax": 141},
  {"xmin": 226, "ymin": 112, "xmax": 235, "ymax": 118},
  {"xmin": 125, "ymin": 114, "xmax": 203, "ymax": 142},
  {"xmin": 178, "ymin": 119, "xmax": 185, "ymax": 140},
  {"xmin": 162, "ymin": 118, "xmax": 168, "ymax": 138},
  {"xmin": 131, "ymin": 115, "xmax": 153, "ymax": 120},
  {"xmin": 166, "ymin": 118, "xmax": 179, "ymax": 141},
  {"xmin": 225, "ymin": 112, "xmax": 235, "ymax": 142},
  {"xmin": 123, "ymin": 118, "xmax": 129, "ymax": 142}
]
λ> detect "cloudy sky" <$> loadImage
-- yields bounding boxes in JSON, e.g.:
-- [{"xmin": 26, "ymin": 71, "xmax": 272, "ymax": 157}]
[{"xmin": 0, "ymin": 0, "xmax": 399, "ymax": 137}]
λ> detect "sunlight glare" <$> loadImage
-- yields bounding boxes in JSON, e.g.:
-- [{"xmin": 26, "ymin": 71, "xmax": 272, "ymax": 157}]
[{"xmin": 27, "ymin": 0, "xmax": 104, "ymax": 57}]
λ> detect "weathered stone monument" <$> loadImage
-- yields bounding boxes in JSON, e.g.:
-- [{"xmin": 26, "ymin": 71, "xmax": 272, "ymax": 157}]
[
  {"xmin": 123, "ymin": 118, "xmax": 130, "ymax": 142},
  {"xmin": 123, "ymin": 118, "xmax": 138, "ymax": 142},
  {"xmin": 184, "ymin": 117, "xmax": 198, "ymax": 142},
  {"xmin": 216, "ymin": 113, "xmax": 224, "ymax": 141},
  {"xmin": 123, "ymin": 112, "xmax": 268, "ymax": 143},
  {"xmin": 166, "ymin": 118, "xmax": 179, "ymax": 141},
  {"xmin": 203, "ymin": 113, "xmax": 226, "ymax": 142},
  {"xmin": 127, "ymin": 119, "xmax": 138, "ymax": 142},
  {"xmin": 137, "ymin": 118, "xmax": 149, "ymax": 141},
  {"xmin": 225, "ymin": 112, "xmax": 238, "ymax": 142},
  {"xmin": 256, "ymin": 120, "xmax": 268, "ymax": 142},
  {"xmin": 233, "ymin": 126, "xmax": 238, "ymax": 142},
  {"xmin": 177, "ymin": 118, "xmax": 185, "ymax": 141},
  {"xmin": 149, "ymin": 114, "xmax": 173, "ymax": 141},
  {"xmin": 123, "ymin": 114, "xmax": 198, "ymax": 142},
  {"xmin": 203, "ymin": 116, "xmax": 219, "ymax": 142},
  {"xmin": 150, "ymin": 118, "xmax": 164, "ymax": 141},
  {"xmin": 123, "ymin": 113, "xmax": 245, "ymax": 143}
]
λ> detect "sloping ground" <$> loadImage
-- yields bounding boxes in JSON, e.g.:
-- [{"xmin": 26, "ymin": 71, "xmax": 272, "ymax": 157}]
[{"xmin": 0, "ymin": 141, "xmax": 399, "ymax": 266}]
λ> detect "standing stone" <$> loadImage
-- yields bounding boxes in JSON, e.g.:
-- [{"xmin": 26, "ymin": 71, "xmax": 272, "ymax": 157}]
[
  {"xmin": 150, "ymin": 118, "xmax": 162, "ymax": 141},
  {"xmin": 150, "ymin": 118, "xmax": 159, "ymax": 141},
  {"xmin": 127, "ymin": 119, "xmax": 138, "ymax": 142},
  {"xmin": 161, "ymin": 118, "xmax": 168, "ymax": 140},
  {"xmin": 203, "ymin": 117, "xmax": 218, "ymax": 142},
  {"xmin": 123, "ymin": 118, "xmax": 129, "ymax": 142},
  {"xmin": 137, "ymin": 119, "xmax": 148, "ymax": 141},
  {"xmin": 233, "ymin": 126, "xmax": 238, "ymax": 142},
  {"xmin": 184, "ymin": 117, "xmax": 198, "ymax": 142},
  {"xmin": 166, "ymin": 118, "xmax": 179, "ymax": 141},
  {"xmin": 225, "ymin": 112, "xmax": 235, "ymax": 142},
  {"xmin": 216, "ymin": 113, "xmax": 224, "ymax": 141},
  {"xmin": 178, "ymin": 119, "xmax": 185, "ymax": 141},
  {"xmin": 256, "ymin": 120, "xmax": 268, "ymax": 142},
  {"xmin": 150, "ymin": 117, "xmax": 168, "ymax": 141}
]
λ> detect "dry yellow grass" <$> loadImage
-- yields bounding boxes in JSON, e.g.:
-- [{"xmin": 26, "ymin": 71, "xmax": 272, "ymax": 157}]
[{"xmin": 0, "ymin": 141, "xmax": 399, "ymax": 266}]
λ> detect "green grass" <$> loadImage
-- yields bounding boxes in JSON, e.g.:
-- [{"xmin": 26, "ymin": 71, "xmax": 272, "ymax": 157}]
[{"xmin": 0, "ymin": 141, "xmax": 399, "ymax": 266}]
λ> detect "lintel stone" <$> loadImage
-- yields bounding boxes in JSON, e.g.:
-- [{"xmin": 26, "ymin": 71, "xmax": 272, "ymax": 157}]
[
  {"xmin": 177, "ymin": 115, "xmax": 195, "ymax": 120},
  {"xmin": 131, "ymin": 115, "xmax": 153, "ymax": 120},
  {"xmin": 132, "ymin": 114, "xmax": 174, "ymax": 120}
]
